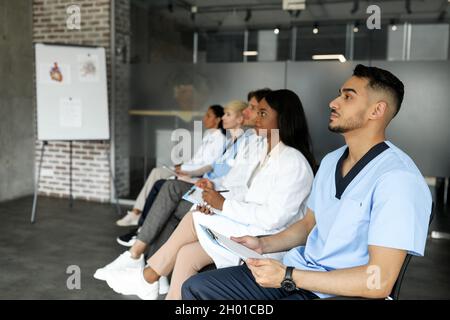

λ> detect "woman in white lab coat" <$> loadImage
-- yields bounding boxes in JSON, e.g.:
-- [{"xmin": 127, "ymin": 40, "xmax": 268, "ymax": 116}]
[
  {"xmin": 194, "ymin": 89, "xmax": 316, "ymax": 267},
  {"xmin": 105, "ymin": 90, "xmax": 316, "ymax": 300},
  {"xmin": 115, "ymin": 105, "xmax": 226, "ymax": 227}
]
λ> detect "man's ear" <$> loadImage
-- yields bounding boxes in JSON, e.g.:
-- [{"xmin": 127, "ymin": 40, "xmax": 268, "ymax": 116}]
[{"xmin": 369, "ymin": 101, "xmax": 388, "ymax": 120}]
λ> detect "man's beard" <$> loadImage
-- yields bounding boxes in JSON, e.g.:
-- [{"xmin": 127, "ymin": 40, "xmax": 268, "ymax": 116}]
[{"xmin": 328, "ymin": 115, "xmax": 364, "ymax": 133}]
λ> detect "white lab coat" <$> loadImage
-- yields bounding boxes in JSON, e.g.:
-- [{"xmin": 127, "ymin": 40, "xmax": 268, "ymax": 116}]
[
  {"xmin": 193, "ymin": 141, "xmax": 314, "ymax": 268},
  {"xmin": 185, "ymin": 130, "xmax": 263, "ymax": 210},
  {"xmin": 211, "ymin": 130, "xmax": 265, "ymax": 201},
  {"xmin": 180, "ymin": 129, "xmax": 226, "ymax": 172}
]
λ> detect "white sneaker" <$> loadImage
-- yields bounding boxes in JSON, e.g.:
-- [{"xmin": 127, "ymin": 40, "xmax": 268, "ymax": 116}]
[
  {"xmin": 93, "ymin": 251, "xmax": 144, "ymax": 281},
  {"xmin": 159, "ymin": 276, "xmax": 170, "ymax": 295},
  {"xmin": 116, "ymin": 211, "xmax": 140, "ymax": 227},
  {"xmin": 106, "ymin": 267, "xmax": 159, "ymax": 300}
]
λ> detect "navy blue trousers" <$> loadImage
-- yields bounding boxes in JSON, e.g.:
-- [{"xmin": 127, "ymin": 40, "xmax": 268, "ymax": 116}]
[
  {"xmin": 182, "ymin": 264, "xmax": 318, "ymax": 300},
  {"xmin": 138, "ymin": 178, "xmax": 167, "ymax": 226}
]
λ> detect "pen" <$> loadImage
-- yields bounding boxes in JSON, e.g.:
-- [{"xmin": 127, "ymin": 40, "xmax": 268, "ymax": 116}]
[{"xmin": 217, "ymin": 190, "xmax": 229, "ymax": 193}]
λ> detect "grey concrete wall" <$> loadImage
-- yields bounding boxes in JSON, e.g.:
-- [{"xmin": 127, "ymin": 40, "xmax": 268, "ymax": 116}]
[
  {"xmin": 114, "ymin": 0, "xmax": 131, "ymax": 198},
  {"xmin": 0, "ymin": 0, "xmax": 34, "ymax": 202}
]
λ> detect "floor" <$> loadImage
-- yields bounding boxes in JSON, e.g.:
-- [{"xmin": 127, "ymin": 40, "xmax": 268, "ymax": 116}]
[
  {"xmin": 0, "ymin": 196, "xmax": 139, "ymax": 299},
  {"xmin": 0, "ymin": 195, "xmax": 449, "ymax": 300}
]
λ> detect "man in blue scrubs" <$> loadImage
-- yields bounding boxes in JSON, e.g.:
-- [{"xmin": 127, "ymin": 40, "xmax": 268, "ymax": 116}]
[{"xmin": 181, "ymin": 64, "xmax": 433, "ymax": 300}]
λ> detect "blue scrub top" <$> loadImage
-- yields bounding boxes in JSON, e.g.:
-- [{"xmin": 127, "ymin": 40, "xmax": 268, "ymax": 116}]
[{"xmin": 283, "ymin": 141, "xmax": 432, "ymax": 298}]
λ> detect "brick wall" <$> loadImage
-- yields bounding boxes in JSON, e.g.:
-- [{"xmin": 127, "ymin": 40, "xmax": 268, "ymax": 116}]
[
  {"xmin": 35, "ymin": 141, "xmax": 110, "ymax": 202},
  {"xmin": 32, "ymin": 0, "xmax": 130, "ymax": 202}
]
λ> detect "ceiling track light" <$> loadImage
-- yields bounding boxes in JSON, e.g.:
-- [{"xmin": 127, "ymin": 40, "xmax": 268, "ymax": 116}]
[
  {"xmin": 390, "ymin": 19, "xmax": 398, "ymax": 31},
  {"xmin": 405, "ymin": 0, "xmax": 412, "ymax": 14},
  {"xmin": 288, "ymin": 10, "xmax": 302, "ymax": 18},
  {"xmin": 350, "ymin": 0, "xmax": 359, "ymax": 15},
  {"xmin": 353, "ymin": 21, "xmax": 359, "ymax": 33},
  {"xmin": 313, "ymin": 22, "xmax": 319, "ymax": 34},
  {"xmin": 245, "ymin": 8, "xmax": 252, "ymax": 22},
  {"xmin": 190, "ymin": 5, "xmax": 197, "ymax": 21}
]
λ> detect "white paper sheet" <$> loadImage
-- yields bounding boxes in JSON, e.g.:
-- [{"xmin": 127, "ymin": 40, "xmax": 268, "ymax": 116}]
[
  {"xmin": 78, "ymin": 54, "xmax": 99, "ymax": 82},
  {"xmin": 199, "ymin": 225, "xmax": 264, "ymax": 260},
  {"xmin": 59, "ymin": 97, "xmax": 82, "ymax": 127}
]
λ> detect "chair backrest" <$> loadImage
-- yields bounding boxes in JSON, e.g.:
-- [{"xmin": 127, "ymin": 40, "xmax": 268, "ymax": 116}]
[{"xmin": 387, "ymin": 202, "xmax": 435, "ymax": 300}]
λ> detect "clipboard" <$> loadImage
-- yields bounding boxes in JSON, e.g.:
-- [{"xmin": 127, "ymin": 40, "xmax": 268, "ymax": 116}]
[
  {"xmin": 183, "ymin": 186, "xmax": 222, "ymax": 214},
  {"xmin": 182, "ymin": 185, "xmax": 204, "ymax": 205},
  {"xmin": 199, "ymin": 224, "xmax": 264, "ymax": 260}
]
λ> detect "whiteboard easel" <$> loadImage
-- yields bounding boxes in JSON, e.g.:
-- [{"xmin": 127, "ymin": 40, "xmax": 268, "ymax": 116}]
[{"xmin": 32, "ymin": 43, "xmax": 120, "ymax": 223}]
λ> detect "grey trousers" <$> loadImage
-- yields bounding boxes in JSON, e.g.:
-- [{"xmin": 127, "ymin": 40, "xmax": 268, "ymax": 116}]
[
  {"xmin": 133, "ymin": 167, "xmax": 174, "ymax": 211},
  {"xmin": 137, "ymin": 179, "xmax": 193, "ymax": 248}
]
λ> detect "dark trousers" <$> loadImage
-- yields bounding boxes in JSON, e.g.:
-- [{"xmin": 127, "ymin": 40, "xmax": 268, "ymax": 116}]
[
  {"xmin": 182, "ymin": 264, "xmax": 318, "ymax": 300},
  {"xmin": 138, "ymin": 179, "xmax": 167, "ymax": 226}
]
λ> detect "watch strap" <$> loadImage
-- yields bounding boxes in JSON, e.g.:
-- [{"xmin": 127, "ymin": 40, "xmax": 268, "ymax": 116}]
[{"xmin": 284, "ymin": 266, "xmax": 294, "ymax": 280}]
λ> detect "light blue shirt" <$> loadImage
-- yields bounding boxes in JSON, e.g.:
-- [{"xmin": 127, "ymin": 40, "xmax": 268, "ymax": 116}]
[
  {"xmin": 204, "ymin": 130, "xmax": 253, "ymax": 180},
  {"xmin": 283, "ymin": 141, "xmax": 432, "ymax": 298}
]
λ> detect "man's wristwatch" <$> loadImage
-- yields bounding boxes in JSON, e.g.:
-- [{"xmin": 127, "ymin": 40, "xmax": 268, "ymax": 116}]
[{"xmin": 281, "ymin": 266, "xmax": 297, "ymax": 292}]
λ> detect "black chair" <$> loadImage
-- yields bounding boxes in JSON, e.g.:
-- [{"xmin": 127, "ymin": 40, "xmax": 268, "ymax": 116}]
[{"xmin": 386, "ymin": 202, "xmax": 435, "ymax": 300}]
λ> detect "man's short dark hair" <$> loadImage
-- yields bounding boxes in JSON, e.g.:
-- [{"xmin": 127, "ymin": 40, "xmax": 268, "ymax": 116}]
[
  {"xmin": 353, "ymin": 64, "xmax": 404, "ymax": 117},
  {"xmin": 248, "ymin": 88, "xmax": 272, "ymax": 102}
]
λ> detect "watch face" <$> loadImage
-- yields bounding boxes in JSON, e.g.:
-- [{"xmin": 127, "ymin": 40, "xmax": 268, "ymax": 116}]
[{"xmin": 282, "ymin": 279, "xmax": 296, "ymax": 292}]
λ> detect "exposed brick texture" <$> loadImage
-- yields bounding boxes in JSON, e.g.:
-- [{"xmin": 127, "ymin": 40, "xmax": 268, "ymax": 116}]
[{"xmin": 32, "ymin": 0, "xmax": 130, "ymax": 202}]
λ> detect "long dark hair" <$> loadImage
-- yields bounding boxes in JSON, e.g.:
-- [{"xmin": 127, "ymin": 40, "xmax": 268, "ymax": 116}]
[
  {"xmin": 264, "ymin": 90, "xmax": 316, "ymax": 172},
  {"xmin": 208, "ymin": 104, "xmax": 225, "ymax": 135}
]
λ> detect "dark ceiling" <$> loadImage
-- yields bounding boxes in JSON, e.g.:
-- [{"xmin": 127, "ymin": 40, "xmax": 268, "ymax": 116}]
[{"xmin": 132, "ymin": 0, "xmax": 450, "ymax": 29}]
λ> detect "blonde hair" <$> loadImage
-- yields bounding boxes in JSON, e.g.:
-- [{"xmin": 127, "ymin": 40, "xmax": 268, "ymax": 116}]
[{"xmin": 224, "ymin": 100, "xmax": 247, "ymax": 115}]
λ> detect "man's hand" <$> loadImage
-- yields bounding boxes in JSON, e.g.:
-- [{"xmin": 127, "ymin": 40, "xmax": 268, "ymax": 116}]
[
  {"xmin": 231, "ymin": 235, "xmax": 263, "ymax": 254},
  {"xmin": 246, "ymin": 258, "xmax": 286, "ymax": 288},
  {"xmin": 202, "ymin": 187, "xmax": 224, "ymax": 210},
  {"xmin": 195, "ymin": 178, "xmax": 214, "ymax": 189}
]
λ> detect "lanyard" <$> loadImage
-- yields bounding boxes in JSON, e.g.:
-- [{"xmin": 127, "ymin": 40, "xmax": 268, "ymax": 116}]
[{"xmin": 222, "ymin": 134, "xmax": 242, "ymax": 159}]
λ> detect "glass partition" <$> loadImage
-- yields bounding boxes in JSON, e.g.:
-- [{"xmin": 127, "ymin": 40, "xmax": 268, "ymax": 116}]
[{"xmin": 126, "ymin": 0, "xmax": 450, "ymax": 201}]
